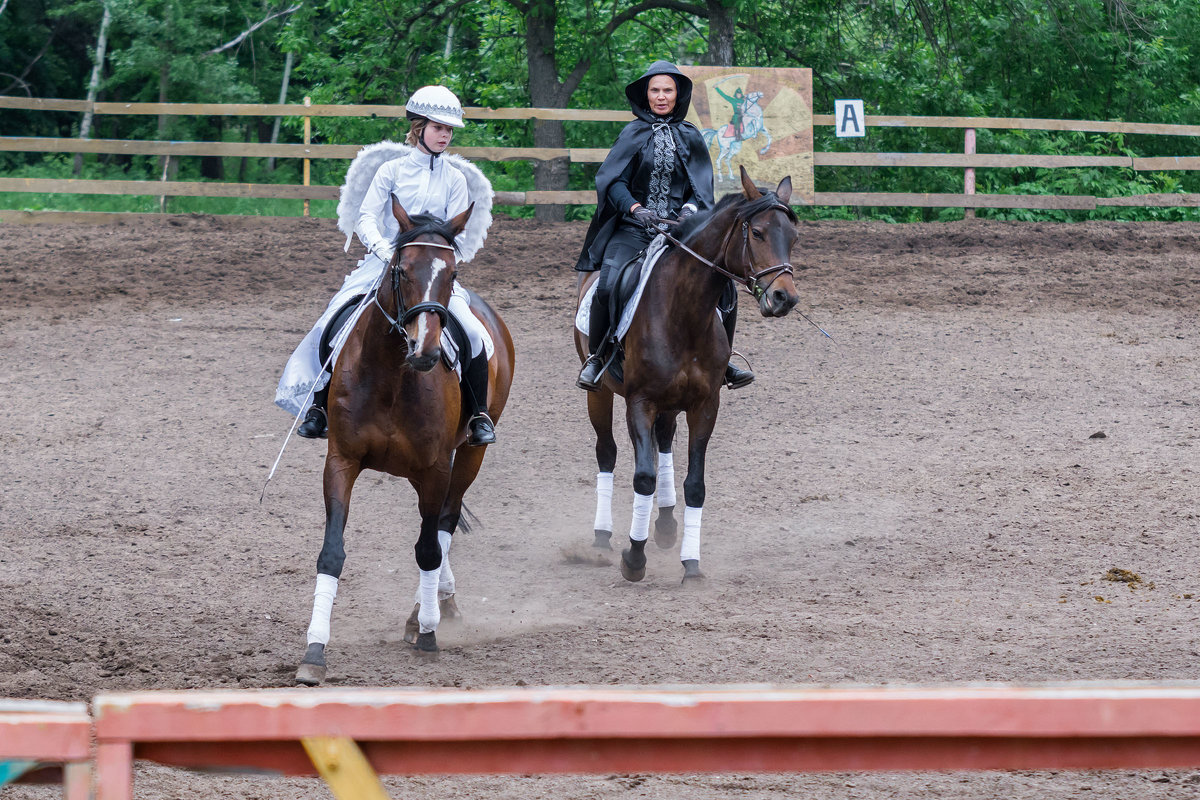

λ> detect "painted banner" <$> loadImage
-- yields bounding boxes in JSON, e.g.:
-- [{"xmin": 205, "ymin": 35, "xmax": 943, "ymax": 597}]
[{"xmin": 681, "ymin": 66, "xmax": 813, "ymax": 203}]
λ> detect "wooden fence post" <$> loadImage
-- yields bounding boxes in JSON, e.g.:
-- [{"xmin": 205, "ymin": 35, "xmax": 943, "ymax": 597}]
[
  {"xmin": 303, "ymin": 96, "xmax": 311, "ymax": 217},
  {"xmin": 964, "ymin": 127, "xmax": 976, "ymax": 219}
]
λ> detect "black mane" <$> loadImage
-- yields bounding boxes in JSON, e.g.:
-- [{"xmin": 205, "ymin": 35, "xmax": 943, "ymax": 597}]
[
  {"xmin": 675, "ymin": 190, "xmax": 798, "ymax": 244},
  {"xmin": 391, "ymin": 213, "xmax": 461, "ymax": 255}
]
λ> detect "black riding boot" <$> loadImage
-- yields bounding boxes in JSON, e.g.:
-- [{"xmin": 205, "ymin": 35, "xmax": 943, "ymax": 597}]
[
  {"xmin": 577, "ymin": 288, "xmax": 611, "ymax": 391},
  {"xmin": 463, "ymin": 351, "xmax": 496, "ymax": 447},
  {"xmin": 298, "ymin": 386, "xmax": 329, "ymax": 439},
  {"xmin": 721, "ymin": 288, "xmax": 754, "ymax": 389}
]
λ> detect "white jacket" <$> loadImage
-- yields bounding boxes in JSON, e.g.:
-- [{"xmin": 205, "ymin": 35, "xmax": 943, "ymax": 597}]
[{"xmin": 355, "ymin": 148, "xmax": 470, "ymax": 259}]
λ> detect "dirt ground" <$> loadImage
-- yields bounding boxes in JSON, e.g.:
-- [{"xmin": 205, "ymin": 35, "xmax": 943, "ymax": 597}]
[{"xmin": 3, "ymin": 213, "xmax": 1200, "ymax": 798}]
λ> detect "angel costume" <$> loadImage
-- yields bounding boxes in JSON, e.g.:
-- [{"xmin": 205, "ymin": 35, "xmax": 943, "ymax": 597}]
[{"xmin": 275, "ymin": 140, "xmax": 494, "ymax": 438}]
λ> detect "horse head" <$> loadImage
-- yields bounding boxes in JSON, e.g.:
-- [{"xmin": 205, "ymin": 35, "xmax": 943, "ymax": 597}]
[
  {"xmin": 731, "ymin": 165, "xmax": 801, "ymax": 318},
  {"xmin": 388, "ymin": 198, "xmax": 474, "ymax": 371}
]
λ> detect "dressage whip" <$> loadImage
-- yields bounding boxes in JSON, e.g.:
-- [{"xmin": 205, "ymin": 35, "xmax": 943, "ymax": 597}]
[{"xmin": 260, "ymin": 273, "xmax": 384, "ymax": 503}]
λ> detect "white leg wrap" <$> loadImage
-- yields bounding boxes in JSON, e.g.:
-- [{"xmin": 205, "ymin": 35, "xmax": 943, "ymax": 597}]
[
  {"xmin": 417, "ymin": 568, "xmax": 441, "ymax": 634},
  {"xmin": 656, "ymin": 452, "xmax": 676, "ymax": 508},
  {"xmin": 594, "ymin": 472, "xmax": 614, "ymax": 531},
  {"xmin": 681, "ymin": 506, "xmax": 703, "ymax": 561},
  {"xmin": 305, "ymin": 573, "xmax": 338, "ymax": 646},
  {"xmin": 629, "ymin": 492, "xmax": 654, "ymax": 542},
  {"xmin": 437, "ymin": 529, "xmax": 455, "ymax": 596}
]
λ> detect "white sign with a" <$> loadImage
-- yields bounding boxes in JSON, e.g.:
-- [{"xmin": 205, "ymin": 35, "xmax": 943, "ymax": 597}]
[{"xmin": 834, "ymin": 99, "xmax": 865, "ymax": 137}]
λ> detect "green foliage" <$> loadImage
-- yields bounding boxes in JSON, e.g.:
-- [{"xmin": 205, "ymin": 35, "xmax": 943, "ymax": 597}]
[{"xmin": 7, "ymin": 0, "xmax": 1200, "ymax": 220}]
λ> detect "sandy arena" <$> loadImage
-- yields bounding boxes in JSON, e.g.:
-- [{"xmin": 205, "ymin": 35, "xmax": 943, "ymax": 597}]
[{"xmin": 3, "ymin": 214, "xmax": 1200, "ymax": 798}]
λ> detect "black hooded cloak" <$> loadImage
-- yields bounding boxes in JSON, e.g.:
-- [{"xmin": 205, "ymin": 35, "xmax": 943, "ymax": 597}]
[{"xmin": 574, "ymin": 61, "xmax": 716, "ymax": 272}]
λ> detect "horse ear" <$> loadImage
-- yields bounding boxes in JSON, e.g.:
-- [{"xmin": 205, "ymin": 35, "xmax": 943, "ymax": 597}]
[
  {"xmin": 391, "ymin": 197, "xmax": 413, "ymax": 231},
  {"xmin": 775, "ymin": 175, "xmax": 793, "ymax": 205},
  {"xmin": 739, "ymin": 165, "xmax": 762, "ymax": 199},
  {"xmin": 448, "ymin": 202, "xmax": 474, "ymax": 238}
]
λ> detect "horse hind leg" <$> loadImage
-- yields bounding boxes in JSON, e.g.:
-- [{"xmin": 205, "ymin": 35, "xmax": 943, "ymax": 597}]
[
  {"xmin": 588, "ymin": 388, "xmax": 618, "ymax": 550},
  {"xmin": 296, "ymin": 455, "xmax": 361, "ymax": 686},
  {"xmin": 652, "ymin": 412, "xmax": 679, "ymax": 550}
]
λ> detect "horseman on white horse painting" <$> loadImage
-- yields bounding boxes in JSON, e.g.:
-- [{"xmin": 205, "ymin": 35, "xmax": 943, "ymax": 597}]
[{"xmin": 702, "ymin": 75, "xmax": 773, "ymax": 180}]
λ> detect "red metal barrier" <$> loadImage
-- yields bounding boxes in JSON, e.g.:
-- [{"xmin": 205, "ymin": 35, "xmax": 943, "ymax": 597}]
[
  {"xmin": 0, "ymin": 699, "xmax": 92, "ymax": 800},
  {"xmin": 88, "ymin": 683, "xmax": 1200, "ymax": 799}
]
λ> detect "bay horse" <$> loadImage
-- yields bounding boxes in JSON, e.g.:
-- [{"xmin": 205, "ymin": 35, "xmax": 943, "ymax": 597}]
[
  {"xmin": 296, "ymin": 199, "xmax": 515, "ymax": 685},
  {"xmin": 574, "ymin": 165, "xmax": 799, "ymax": 583}
]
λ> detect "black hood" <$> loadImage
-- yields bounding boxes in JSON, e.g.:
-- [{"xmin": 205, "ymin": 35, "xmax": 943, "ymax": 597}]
[{"xmin": 625, "ymin": 60, "xmax": 693, "ymax": 123}]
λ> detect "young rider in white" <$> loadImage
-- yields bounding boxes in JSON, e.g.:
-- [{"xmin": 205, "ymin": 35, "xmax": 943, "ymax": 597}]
[{"xmin": 275, "ymin": 85, "xmax": 496, "ymax": 447}]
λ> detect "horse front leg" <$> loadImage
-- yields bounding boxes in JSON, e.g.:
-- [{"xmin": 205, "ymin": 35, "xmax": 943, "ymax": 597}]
[
  {"xmin": 681, "ymin": 393, "xmax": 720, "ymax": 583},
  {"xmin": 620, "ymin": 399, "xmax": 658, "ymax": 582},
  {"xmin": 296, "ymin": 453, "xmax": 362, "ymax": 686},
  {"xmin": 408, "ymin": 469, "xmax": 452, "ymax": 655},
  {"xmin": 427, "ymin": 444, "xmax": 490, "ymax": 626},
  {"xmin": 653, "ymin": 412, "xmax": 679, "ymax": 550},
  {"xmin": 588, "ymin": 387, "xmax": 618, "ymax": 550}
]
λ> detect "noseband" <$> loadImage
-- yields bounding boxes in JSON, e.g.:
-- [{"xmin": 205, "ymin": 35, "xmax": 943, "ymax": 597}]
[{"xmin": 373, "ymin": 240, "xmax": 456, "ymax": 334}]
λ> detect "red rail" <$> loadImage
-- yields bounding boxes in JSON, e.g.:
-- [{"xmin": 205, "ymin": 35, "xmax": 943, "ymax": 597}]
[
  {"xmin": 0, "ymin": 700, "xmax": 92, "ymax": 800},
  {"xmin": 87, "ymin": 683, "xmax": 1200, "ymax": 799}
]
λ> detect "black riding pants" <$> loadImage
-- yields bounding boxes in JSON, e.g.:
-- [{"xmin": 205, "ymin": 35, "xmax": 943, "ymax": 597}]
[{"xmin": 588, "ymin": 223, "xmax": 655, "ymax": 353}]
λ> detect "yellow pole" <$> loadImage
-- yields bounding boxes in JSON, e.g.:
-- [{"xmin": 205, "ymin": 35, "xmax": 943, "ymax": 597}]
[
  {"xmin": 301, "ymin": 737, "xmax": 391, "ymax": 800},
  {"xmin": 303, "ymin": 95, "xmax": 311, "ymax": 217}
]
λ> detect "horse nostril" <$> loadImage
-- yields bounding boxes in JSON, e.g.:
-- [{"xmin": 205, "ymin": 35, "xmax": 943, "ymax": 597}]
[{"xmin": 772, "ymin": 289, "xmax": 789, "ymax": 307}]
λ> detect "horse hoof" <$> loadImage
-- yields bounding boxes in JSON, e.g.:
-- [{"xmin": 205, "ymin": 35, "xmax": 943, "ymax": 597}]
[
  {"xmin": 653, "ymin": 508, "xmax": 677, "ymax": 549},
  {"xmin": 412, "ymin": 631, "xmax": 439, "ymax": 658},
  {"xmin": 295, "ymin": 644, "xmax": 327, "ymax": 686},
  {"xmin": 593, "ymin": 530, "xmax": 613, "ymax": 550},
  {"xmin": 620, "ymin": 547, "xmax": 647, "ymax": 582},
  {"xmin": 403, "ymin": 603, "xmax": 420, "ymax": 644},
  {"xmin": 439, "ymin": 594, "xmax": 463, "ymax": 622},
  {"xmin": 681, "ymin": 559, "xmax": 706, "ymax": 585}
]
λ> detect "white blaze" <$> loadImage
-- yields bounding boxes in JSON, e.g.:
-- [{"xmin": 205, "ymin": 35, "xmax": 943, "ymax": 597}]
[{"xmin": 415, "ymin": 257, "xmax": 448, "ymax": 355}]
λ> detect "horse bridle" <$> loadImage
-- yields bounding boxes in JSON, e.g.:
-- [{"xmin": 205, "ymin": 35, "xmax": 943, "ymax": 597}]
[
  {"xmin": 658, "ymin": 203, "xmax": 797, "ymax": 300},
  {"xmin": 373, "ymin": 240, "xmax": 456, "ymax": 334}
]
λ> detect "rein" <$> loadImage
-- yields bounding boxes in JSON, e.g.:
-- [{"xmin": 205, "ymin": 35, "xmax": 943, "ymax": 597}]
[
  {"xmin": 374, "ymin": 240, "xmax": 456, "ymax": 334},
  {"xmin": 656, "ymin": 203, "xmax": 797, "ymax": 301}
]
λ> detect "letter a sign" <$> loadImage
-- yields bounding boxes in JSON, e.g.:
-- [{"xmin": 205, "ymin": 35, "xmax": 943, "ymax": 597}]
[{"xmin": 835, "ymin": 99, "xmax": 865, "ymax": 138}]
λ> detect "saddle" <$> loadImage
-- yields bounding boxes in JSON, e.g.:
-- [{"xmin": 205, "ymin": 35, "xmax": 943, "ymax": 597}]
[
  {"xmin": 319, "ymin": 294, "xmax": 473, "ymax": 378},
  {"xmin": 597, "ymin": 246, "xmax": 656, "ymax": 386}
]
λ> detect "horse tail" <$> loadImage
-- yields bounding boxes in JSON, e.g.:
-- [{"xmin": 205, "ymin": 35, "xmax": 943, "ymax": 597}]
[{"xmin": 457, "ymin": 502, "xmax": 481, "ymax": 534}]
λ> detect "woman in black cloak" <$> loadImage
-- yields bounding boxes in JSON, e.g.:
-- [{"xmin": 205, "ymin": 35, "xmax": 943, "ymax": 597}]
[{"xmin": 574, "ymin": 60, "xmax": 755, "ymax": 391}]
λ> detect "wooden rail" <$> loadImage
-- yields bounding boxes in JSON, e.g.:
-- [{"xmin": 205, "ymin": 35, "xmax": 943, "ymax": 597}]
[
  {"xmin": 87, "ymin": 683, "xmax": 1200, "ymax": 800},
  {"xmin": 0, "ymin": 700, "xmax": 92, "ymax": 800},
  {"xmin": 6, "ymin": 97, "xmax": 1200, "ymax": 210}
]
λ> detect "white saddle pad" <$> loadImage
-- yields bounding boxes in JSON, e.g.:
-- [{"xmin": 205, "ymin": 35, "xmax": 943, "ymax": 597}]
[{"xmin": 575, "ymin": 235, "xmax": 670, "ymax": 339}]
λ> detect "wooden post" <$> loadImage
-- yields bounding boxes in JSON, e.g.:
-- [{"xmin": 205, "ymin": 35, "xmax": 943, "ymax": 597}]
[
  {"xmin": 964, "ymin": 127, "xmax": 976, "ymax": 219},
  {"xmin": 302, "ymin": 737, "xmax": 391, "ymax": 800},
  {"xmin": 303, "ymin": 95, "xmax": 311, "ymax": 217}
]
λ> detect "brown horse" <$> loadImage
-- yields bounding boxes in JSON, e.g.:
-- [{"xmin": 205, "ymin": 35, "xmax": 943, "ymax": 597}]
[
  {"xmin": 574, "ymin": 166, "xmax": 800, "ymax": 583},
  {"xmin": 296, "ymin": 199, "xmax": 515, "ymax": 685}
]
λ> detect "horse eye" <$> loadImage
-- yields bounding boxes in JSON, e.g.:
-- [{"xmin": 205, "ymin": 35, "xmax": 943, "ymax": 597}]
[{"xmin": 751, "ymin": 228, "xmax": 764, "ymax": 240}]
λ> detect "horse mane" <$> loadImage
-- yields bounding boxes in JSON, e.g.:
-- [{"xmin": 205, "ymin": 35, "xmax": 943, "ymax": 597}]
[
  {"xmin": 675, "ymin": 190, "xmax": 798, "ymax": 244},
  {"xmin": 392, "ymin": 213, "xmax": 462, "ymax": 255}
]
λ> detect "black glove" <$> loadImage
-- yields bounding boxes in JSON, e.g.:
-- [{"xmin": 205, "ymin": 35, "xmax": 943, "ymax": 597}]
[{"xmin": 630, "ymin": 206, "xmax": 660, "ymax": 229}]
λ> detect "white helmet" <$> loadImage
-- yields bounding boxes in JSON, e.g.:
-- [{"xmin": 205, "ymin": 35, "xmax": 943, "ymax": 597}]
[{"xmin": 405, "ymin": 85, "xmax": 465, "ymax": 128}]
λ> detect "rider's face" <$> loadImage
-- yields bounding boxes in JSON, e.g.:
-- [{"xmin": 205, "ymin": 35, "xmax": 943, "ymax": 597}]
[
  {"xmin": 421, "ymin": 121, "xmax": 455, "ymax": 154},
  {"xmin": 646, "ymin": 75, "xmax": 677, "ymax": 116}
]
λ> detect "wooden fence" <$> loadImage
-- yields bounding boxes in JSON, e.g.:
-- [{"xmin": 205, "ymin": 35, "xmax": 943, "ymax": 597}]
[
  {"xmin": 4, "ymin": 96, "xmax": 1200, "ymax": 212},
  {"xmin": 6, "ymin": 683, "xmax": 1200, "ymax": 800}
]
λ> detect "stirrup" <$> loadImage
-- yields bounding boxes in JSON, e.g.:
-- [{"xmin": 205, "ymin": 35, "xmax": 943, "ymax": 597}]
[
  {"xmin": 724, "ymin": 351, "xmax": 755, "ymax": 390},
  {"xmin": 577, "ymin": 353, "xmax": 607, "ymax": 391},
  {"xmin": 466, "ymin": 412, "xmax": 496, "ymax": 447},
  {"xmin": 297, "ymin": 406, "xmax": 327, "ymax": 439}
]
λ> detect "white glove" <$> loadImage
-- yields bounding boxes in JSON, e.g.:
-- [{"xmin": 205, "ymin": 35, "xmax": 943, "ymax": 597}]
[{"xmin": 373, "ymin": 242, "xmax": 395, "ymax": 264}]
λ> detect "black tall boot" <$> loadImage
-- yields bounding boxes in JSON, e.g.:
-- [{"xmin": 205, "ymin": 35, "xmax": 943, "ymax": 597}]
[
  {"xmin": 577, "ymin": 288, "xmax": 611, "ymax": 391},
  {"xmin": 462, "ymin": 351, "xmax": 496, "ymax": 447},
  {"xmin": 721, "ymin": 287, "xmax": 754, "ymax": 389},
  {"xmin": 298, "ymin": 385, "xmax": 329, "ymax": 439}
]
